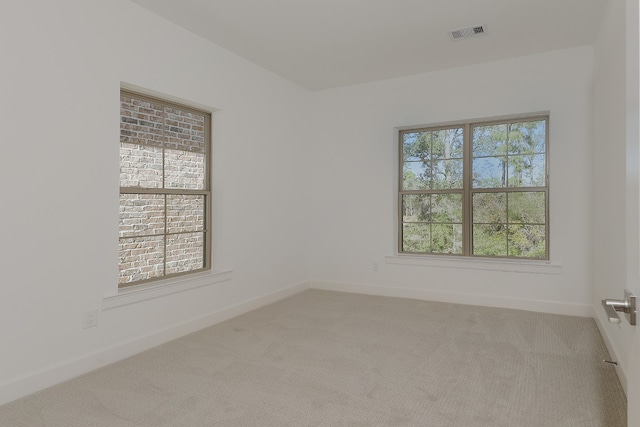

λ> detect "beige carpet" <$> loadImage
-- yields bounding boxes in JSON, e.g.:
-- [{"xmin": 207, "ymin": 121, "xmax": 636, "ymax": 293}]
[{"xmin": 0, "ymin": 289, "xmax": 627, "ymax": 426}]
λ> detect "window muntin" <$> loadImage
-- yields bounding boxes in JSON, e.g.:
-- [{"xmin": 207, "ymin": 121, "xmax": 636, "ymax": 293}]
[
  {"xmin": 399, "ymin": 115, "xmax": 548, "ymax": 260},
  {"xmin": 119, "ymin": 90, "xmax": 211, "ymax": 287}
]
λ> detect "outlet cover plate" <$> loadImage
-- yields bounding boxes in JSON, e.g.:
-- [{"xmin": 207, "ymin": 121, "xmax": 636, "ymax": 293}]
[{"xmin": 83, "ymin": 310, "xmax": 98, "ymax": 329}]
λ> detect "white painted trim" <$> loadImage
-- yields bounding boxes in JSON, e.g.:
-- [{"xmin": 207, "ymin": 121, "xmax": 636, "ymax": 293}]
[
  {"xmin": 102, "ymin": 270, "xmax": 233, "ymax": 310},
  {"xmin": 0, "ymin": 281, "xmax": 310, "ymax": 406},
  {"xmin": 310, "ymin": 280, "xmax": 591, "ymax": 317},
  {"xmin": 120, "ymin": 81, "xmax": 220, "ymax": 113},
  {"xmin": 592, "ymin": 306, "xmax": 628, "ymax": 396},
  {"xmin": 395, "ymin": 111, "xmax": 551, "ymax": 132},
  {"xmin": 385, "ymin": 255, "xmax": 562, "ymax": 275}
]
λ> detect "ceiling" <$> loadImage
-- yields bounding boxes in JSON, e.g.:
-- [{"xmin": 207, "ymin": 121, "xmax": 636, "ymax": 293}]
[{"xmin": 129, "ymin": 0, "xmax": 608, "ymax": 91}]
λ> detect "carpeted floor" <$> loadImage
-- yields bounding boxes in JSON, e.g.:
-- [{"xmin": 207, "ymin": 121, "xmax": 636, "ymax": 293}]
[{"xmin": 0, "ymin": 289, "xmax": 627, "ymax": 426}]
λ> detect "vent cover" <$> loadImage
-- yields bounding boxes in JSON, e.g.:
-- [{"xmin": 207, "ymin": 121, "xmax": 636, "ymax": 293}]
[{"xmin": 448, "ymin": 25, "xmax": 487, "ymax": 41}]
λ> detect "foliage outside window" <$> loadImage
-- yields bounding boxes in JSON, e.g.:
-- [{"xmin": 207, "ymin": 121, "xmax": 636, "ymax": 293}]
[
  {"xmin": 119, "ymin": 90, "xmax": 211, "ymax": 287},
  {"xmin": 399, "ymin": 115, "xmax": 548, "ymax": 259}
]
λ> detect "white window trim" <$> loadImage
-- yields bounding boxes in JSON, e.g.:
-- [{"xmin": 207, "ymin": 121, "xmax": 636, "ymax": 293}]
[
  {"xmin": 385, "ymin": 255, "xmax": 561, "ymax": 275},
  {"xmin": 103, "ymin": 269, "xmax": 232, "ymax": 310}
]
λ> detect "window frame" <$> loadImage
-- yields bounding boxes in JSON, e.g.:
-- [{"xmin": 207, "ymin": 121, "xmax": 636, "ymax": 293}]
[
  {"xmin": 397, "ymin": 113, "xmax": 550, "ymax": 260},
  {"xmin": 119, "ymin": 89, "xmax": 212, "ymax": 288}
]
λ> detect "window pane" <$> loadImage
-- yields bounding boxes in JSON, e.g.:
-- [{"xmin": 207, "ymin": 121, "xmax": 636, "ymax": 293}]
[
  {"xmin": 120, "ymin": 143, "xmax": 163, "ymax": 188},
  {"xmin": 508, "ymin": 224, "xmax": 546, "ymax": 258},
  {"xmin": 431, "ymin": 128, "xmax": 463, "ymax": 160},
  {"xmin": 165, "ymin": 149, "xmax": 206, "ymax": 190},
  {"xmin": 432, "ymin": 159, "xmax": 463, "ymax": 189},
  {"xmin": 120, "ymin": 94, "xmax": 164, "ymax": 148},
  {"xmin": 120, "ymin": 94, "xmax": 164, "ymax": 189},
  {"xmin": 164, "ymin": 107, "xmax": 206, "ymax": 153},
  {"xmin": 164, "ymin": 106, "xmax": 206, "ymax": 190},
  {"xmin": 473, "ymin": 192, "xmax": 506, "ymax": 224},
  {"xmin": 166, "ymin": 232, "xmax": 204, "ymax": 274},
  {"xmin": 402, "ymin": 161, "xmax": 430, "ymax": 190},
  {"xmin": 472, "ymin": 124, "xmax": 508, "ymax": 157},
  {"xmin": 402, "ymin": 132, "xmax": 422, "ymax": 161},
  {"xmin": 119, "ymin": 236, "xmax": 164, "ymax": 285},
  {"xmin": 402, "ymin": 194, "xmax": 430, "ymax": 222},
  {"xmin": 402, "ymin": 223, "xmax": 430, "ymax": 252},
  {"xmin": 507, "ymin": 120, "xmax": 546, "ymax": 155},
  {"xmin": 507, "ymin": 154, "xmax": 545, "ymax": 187},
  {"xmin": 119, "ymin": 194, "xmax": 165, "ymax": 238},
  {"xmin": 431, "ymin": 223, "xmax": 463, "ymax": 254},
  {"xmin": 402, "ymin": 127, "xmax": 463, "ymax": 161},
  {"xmin": 473, "ymin": 156, "xmax": 507, "ymax": 188},
  {"xmin": 473, "ymin": 224, "xmax": 507, "ymax": 256},
  {"xmin": 167, "ymin": 195, "xmax": 205, "ymax": 234},
  {"xmin": 508, "ymin": 192, "xmax": 545, "ymax": 224},
  {"xmin": 432, "ymin": 193, "xmax": 462, "ymax": 223},
  {"xmin": 402, "ymin": 130, "xmax": 433, "ymax": 162}
]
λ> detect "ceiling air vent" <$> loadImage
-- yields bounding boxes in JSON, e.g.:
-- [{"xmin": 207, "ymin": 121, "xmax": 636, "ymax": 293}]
[{"xmin": 448, "ymin": 25, "xmax": 487, "ymax": 41}]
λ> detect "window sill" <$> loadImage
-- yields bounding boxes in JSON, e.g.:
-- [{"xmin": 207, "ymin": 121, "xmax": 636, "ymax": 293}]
[
  {"xmin": 385, "ymin": 255, "xmax": 562, "ymax": 275},
  {"xmin": 102, "ymin": 269, "xmax": 233, "ymax": 310}
]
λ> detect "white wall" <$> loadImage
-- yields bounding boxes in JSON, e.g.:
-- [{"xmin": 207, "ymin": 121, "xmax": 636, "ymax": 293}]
[
  {"xmin": 0, "ymin": 0, "xmax": 310, "ymax": 404},
  {"xmin": 309, "ymin": 46, "xmax": 595, "ymax": 315}
]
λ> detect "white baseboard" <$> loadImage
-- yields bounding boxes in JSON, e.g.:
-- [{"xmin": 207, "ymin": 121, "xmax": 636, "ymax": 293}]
[
  {"xmin": 592, "ymin": 307, "xmax": 628, "ymax": 396},
  {"xmin": 0, "ymin": 281, "xmax": 310, "ymax": 406},
  {"xmin": 309, "ymin": 280, "xmax": 593, "ymax": 317}
]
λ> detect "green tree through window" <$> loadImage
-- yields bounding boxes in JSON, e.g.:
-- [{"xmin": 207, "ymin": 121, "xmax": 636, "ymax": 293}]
[{"xmin": 399, "ymin": 115, "xmax": 548, "ymax": 259}]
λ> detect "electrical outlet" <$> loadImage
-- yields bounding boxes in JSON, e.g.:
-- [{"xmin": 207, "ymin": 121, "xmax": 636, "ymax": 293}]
[
  {"xmin": 83, "ymin": 310, "xmax": 98, "ymax": 329},
  {"xmin": 373, "ymin": 262, "xmax": 378, "ymax": 272}
]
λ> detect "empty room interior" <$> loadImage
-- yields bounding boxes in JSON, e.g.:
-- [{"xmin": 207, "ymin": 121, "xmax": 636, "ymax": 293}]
[{"xmin": 1, "ymin": 0, "xmax": 639, "ymax": 425}]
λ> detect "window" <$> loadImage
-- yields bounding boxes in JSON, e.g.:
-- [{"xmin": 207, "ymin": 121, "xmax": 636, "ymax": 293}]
[
  {"xmin": 399, "ymin": 115, "xmax": 548, "ymax": 260},
  {"xmin": 119, "ymin": 90, "xmax": 211, "ymax": 287}
]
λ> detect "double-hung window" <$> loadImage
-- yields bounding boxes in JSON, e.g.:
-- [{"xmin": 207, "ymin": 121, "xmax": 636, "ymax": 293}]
[
  {"xmin": 399, "ymin": 115, "xmax": 548, "ymax": 259},
  {"xmin": 119, "ymin": 90, "xmax": 211, "ymax": 287}
]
